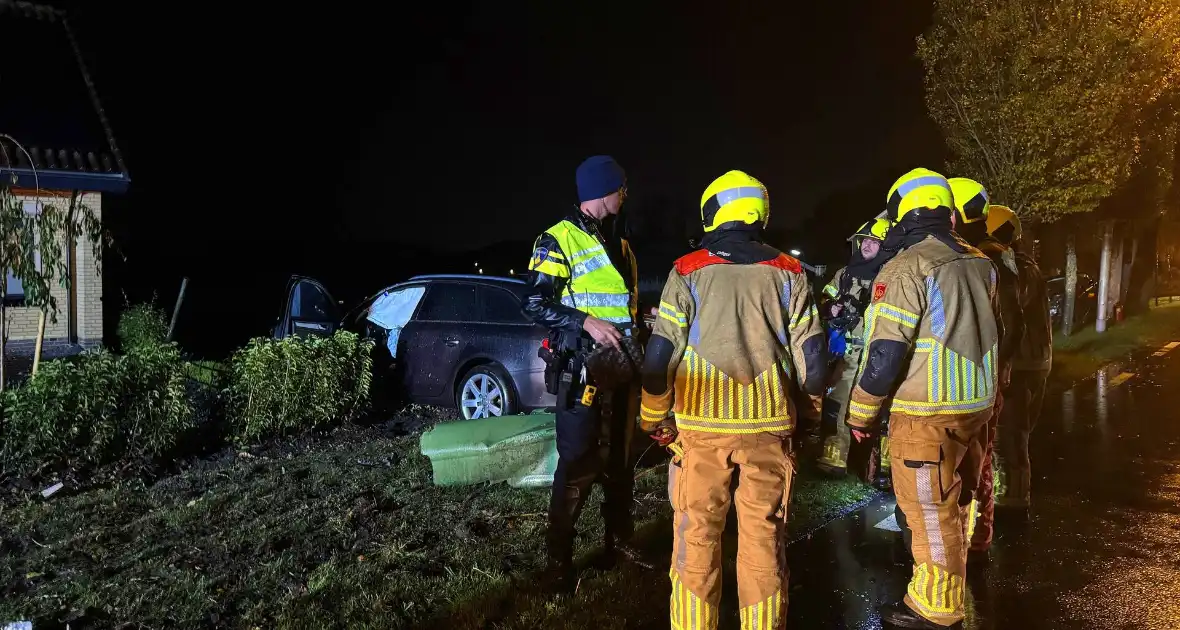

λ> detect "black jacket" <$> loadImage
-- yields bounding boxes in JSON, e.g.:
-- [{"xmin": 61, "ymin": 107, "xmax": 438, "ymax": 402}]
[{"xmin": 521, "ymin": 209, "xmax": 635, "ymax": 335}]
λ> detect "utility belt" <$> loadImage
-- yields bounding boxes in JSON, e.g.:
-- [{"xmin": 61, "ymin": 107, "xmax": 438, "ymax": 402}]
[{"xmin": 537, "ymin": 325, "xmax": 641, "ymax": 410}]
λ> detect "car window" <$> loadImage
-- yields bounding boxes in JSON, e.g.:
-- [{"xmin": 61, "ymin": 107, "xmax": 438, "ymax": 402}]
[
  {"xmin": 481, "ymin": 286, "xmax": 530, "ymax": 324},
  {"xmin": 290, "ymin": 280, "xmax": 335, "ymax": 321},
  {"xmin": 416, "ymin": 283, "xmax": 482, "ymax": 322}
]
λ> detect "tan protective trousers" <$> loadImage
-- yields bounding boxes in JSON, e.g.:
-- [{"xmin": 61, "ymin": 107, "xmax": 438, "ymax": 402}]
[
  {"xmin": 668, "ymin": 430, "xmax": 794, "ymax": 630},
  {"xmin": 819, "ymin": 345, "xmax": 860, "ymax": 470},
  {"xmin": 996, "ymin": 369, "xmax": 1049, "ymax": 507},
  {"xmin": 890, "ymin": 414, "xmax": 986, "ymax": 627}
]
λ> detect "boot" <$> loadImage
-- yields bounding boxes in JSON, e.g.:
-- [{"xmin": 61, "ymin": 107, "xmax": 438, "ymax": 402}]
[{"xmin": 879, "ymin": 601, "xmax": 963, "ymax": 629}]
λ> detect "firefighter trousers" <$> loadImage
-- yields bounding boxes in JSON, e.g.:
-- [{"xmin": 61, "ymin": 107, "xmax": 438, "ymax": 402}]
[
  {"xmin": 970, "ymin": 391, "xmax": 1002, "ymax": 551},
  {"xmin": 668, "ymin": 430, "xmax": 794, "ymax": 630},
  {"xmin": 547, "ymin": 382, "xmax": 637, "ymax": 570},
  {"xmin": 819, "ymin": 345, "xmax": 860, "ymax": 472},
  {"xmin": 890, "ymin": 415, "xmax": 986, "ymax": 627},
  {"xmin": 996, "ymin": 369, "xmax": 1049, "ymax": 507}
]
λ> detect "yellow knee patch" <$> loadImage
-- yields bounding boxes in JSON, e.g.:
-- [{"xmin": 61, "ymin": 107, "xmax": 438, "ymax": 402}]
[
  {"xmin": 907, "ymin": 562, "xmax": 965, "ymax": 618},
  {"xmin": 670, "ymin": 568, "xmax": 718, "ymax": 630},
  {"xmin": 740, "ymin": 589, "xmax": 785, "ymax": 630}
]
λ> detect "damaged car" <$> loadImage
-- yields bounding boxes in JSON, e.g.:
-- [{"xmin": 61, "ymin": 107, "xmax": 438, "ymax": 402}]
[{"xmin": 273, "ymin": 274, "xmax": 555, "ymax": 418}]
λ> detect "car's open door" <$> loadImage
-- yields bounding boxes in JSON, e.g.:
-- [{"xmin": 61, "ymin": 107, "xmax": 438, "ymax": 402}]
[{"xmin": 273, "ymin": 276, "xmax": 342, "ymax": 339}]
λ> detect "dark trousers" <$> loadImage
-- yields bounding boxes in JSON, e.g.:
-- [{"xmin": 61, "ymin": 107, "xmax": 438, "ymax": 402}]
[{"xmin": 546, "ymin": 382, "xmax": 637, "ymax": 567}]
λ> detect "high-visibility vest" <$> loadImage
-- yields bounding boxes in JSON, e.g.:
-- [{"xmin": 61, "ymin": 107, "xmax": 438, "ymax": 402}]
[{"xmin": 532, "ymin": 219, "xmax": 636, "ymax": 325}]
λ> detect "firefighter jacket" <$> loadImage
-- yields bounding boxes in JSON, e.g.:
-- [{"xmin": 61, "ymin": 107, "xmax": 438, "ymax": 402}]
[
  {"xmin": 975, "ymin": 236, "xmax": 1022, "ymax": 375},
  {"xmin": 1013, "ymin": 251, "xmax": 1053, "ymax": 371},
  {"xmin": 822, "ymin": 267, "xmax": 873, "ymax": 344},
  {"xmin": 521, "ymin": 210, "xmax": 639, "ymax": 335},
  {"xmin": 639, "ymin": 250, "xmax": 827, "ymax": 435},
  {"xmin": 848, "ymin": 235, "xmax": 1000, "ymax": 431}
]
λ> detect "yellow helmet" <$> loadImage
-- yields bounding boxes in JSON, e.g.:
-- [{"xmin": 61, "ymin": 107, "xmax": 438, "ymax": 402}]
[
  {"xmin": 885, "ymin": 168, "xmax": 954, "ymax": 222},
  {"xmin": 700, "ymin": 170, "xmax": 770, "ymax": 233},
  {"xmin": 948, "ymin": 177, "xmax": 991, "ymax": 225},
  {"xmin": 986, "ymin": 204, "xmax": 1022, "ymax": 243},
  {"xmin": 848, "ymin": 217, "xmax": 891, "ymax": 243}
]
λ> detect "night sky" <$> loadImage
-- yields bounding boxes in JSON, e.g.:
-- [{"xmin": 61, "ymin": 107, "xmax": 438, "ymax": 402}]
[
  {"xmin": 58, "ymin": 1, "xmax": 943, "ymax": 245},
  {"xmin": 18, "ymin": 0, "xmax": 947, "ymax": 353}
]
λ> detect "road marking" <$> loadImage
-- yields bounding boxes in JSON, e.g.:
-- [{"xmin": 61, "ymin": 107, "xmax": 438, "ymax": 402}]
[
  {"xmin": 1153, "ymin": 341, "xmax": 1180, "ymax": 357},
  {"xmin": 1109, "ymin": 372, "xmax": 1135, "ymax": 387},
  {"xmin": 874, "ymin": 513, "xmax": 901, "ymax": 532}
]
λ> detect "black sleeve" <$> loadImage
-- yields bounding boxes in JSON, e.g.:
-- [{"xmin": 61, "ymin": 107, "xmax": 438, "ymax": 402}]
[
  {"xmin": 520, "ymin": 233, "xmax": 587, "ymax": 334},
  {"xmin": 857, "ymin": 339, "xmax": 910, "ymax": 397},
  {"xmin": 801, "ymin": 334, "xmax": 828, "ymax": 396}
]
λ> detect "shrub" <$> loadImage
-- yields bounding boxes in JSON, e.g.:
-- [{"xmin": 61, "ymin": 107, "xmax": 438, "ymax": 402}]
[
  {"xmin": 118, "ymin": 300, "xmax": 170, "ymax": 354},
  {"xmin": 0, "ymin": 344, "xmax": 194, "ymax": 480},
  {"xmin": 225, "ymin": 330, "xmax": 373, "ymax": 444}
]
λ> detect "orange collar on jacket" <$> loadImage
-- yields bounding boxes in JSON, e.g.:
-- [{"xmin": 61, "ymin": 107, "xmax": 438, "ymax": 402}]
[{"xmin": 674, "ymin": 249, "xmax": 802, "ymax": 276}]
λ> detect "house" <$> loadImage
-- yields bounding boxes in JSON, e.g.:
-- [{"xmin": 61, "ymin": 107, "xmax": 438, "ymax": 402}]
[{"xmin": 0, "ymin": 0, "xmax": 130, "ymax": 355}]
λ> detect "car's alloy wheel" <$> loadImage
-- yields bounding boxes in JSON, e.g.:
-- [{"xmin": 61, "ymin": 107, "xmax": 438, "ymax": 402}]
[{"xmin": 460, "ymin": 372, "xmax": 505, "ymax": 419}]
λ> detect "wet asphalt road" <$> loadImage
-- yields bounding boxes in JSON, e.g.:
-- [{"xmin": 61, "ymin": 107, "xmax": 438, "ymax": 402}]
[{"xmin": 786, "ymin": 347, "xmax": 1180, "ymax": 630}]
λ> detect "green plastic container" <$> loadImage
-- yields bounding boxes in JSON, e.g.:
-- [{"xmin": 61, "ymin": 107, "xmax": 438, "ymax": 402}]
[{"xmin": 419, "ymin": 413, "xmax": 558, "ymax": 488}]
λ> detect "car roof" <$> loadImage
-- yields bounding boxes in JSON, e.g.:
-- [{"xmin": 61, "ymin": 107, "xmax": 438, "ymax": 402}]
[{"xmin": 408, "ymin": 274, "xmax": 525, "ymax": 285}]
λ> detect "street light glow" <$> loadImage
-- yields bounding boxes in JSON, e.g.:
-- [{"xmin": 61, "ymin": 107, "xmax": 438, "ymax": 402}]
[{"xmin": 790, "ymin": 249, "xmax": 802, "ymax": 256}]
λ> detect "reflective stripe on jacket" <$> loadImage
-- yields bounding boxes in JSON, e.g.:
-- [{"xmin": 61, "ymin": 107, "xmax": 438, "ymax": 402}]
[
  {"xmin": 528, "ymin": 219, "xmax": 637, "ymax": 325},
  {"xmin": 640, "ymin": 250, "xmax": 826, "ymax": 435}
]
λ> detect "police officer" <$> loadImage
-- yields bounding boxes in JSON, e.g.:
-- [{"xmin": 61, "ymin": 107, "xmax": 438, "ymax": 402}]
[
  {"xmin": 987, "ymin": 205, "xmax": 1051, "ymax": 520},
  {"xmin": 819, "ymin": 217, "xmax": 893, "ymax": 487},
  {"xmin": 522, "ymin": 155, "xmax": 643, "ymax": 594},
  {"xmin": 949, "ymin": 177, "xmax": 1021, "ymax": 559},
  {"xmin": 640, "ymin": 170, "xmax": 827, "ymax": 629},
  {"xmin": 848, "ymin": 168, "xmax": 999, "ymax": 629}
]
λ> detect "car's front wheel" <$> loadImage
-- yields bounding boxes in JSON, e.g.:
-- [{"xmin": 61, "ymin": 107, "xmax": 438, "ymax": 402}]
[{"xmin": 457, "ymin": 365, "xmax": 518, "ymax": 419}]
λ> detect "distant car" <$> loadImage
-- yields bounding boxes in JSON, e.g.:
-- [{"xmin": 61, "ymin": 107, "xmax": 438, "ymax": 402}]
[
  {"xmin": 273, "ymin": 274, "xmax": 555, "ymax": 419},
  {"xmin": 1046, "ymin": 273, "xmax": 1098, "ymax": 329}
]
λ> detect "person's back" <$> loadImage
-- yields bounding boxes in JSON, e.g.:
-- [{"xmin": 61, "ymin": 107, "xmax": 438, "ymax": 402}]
[
  {"xmin": 640, "ymin": 170, "xmax": 825, "ymax": 629},
  {"xmin": 854, "ymin": 236, "xmax": 999, "ymax": 422},
  {"xmin": 650, "ymin": 250, "xmax": 822, "ymax": 429},
  {"xmin": 848, "ymin": 168, "xmax": 999, "ymax": 629},
  {"xmin": 986, "ymin": 206, "xmax": 1052, "ymax": 514}
]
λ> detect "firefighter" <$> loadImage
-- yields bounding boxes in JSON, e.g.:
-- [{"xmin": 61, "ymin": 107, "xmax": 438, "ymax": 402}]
[
  {"xmin": 522, "ymin": 155, "xmax": 644, "ymax": 595},
  {"xmin": 848, "ymin": 168, "xmax": 999, "ymax": 629},
  {"xmin": 639, "ymin": 170, "xmax": 827, "ymax": 630},
  {"xmin": 987, "ymin": 205, "xmax": 1051, "ymax": 519},
  {"xmin": 948, "ymin": 177, "xmax": 1021, "ymax": 560},
  {"xmin": 818, "ymin": 217, "xmax": 894, "ymax": 488}
]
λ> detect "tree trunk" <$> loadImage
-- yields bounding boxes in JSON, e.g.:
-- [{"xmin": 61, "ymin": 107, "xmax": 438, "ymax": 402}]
[
  {"xmin": 1121, "ymin": 235, "xmax": 1138, "ymax": 307},
  {"xmin": 1096, "ymin": 221, "xmax": 1114, "ymax": 333},
  {"xmin": 1063, "ymin": 231, "xmax": 1078, "ymax": 336}
]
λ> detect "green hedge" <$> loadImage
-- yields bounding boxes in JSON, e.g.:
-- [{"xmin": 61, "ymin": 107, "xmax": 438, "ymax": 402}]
[
  {"xmin": 0, "ymin": 330, "xmax": 376, "ymax": 484},
  {"xmin": 117, "ymin": 301, "xmax": 170, "ymax": 354},
  {"xmin": 0, "ymin": 343, "xmax": 194, "ymax": 479},
  {"xmin": 225, "ymin": 331, "xmax": 374, "ymax": 444}
]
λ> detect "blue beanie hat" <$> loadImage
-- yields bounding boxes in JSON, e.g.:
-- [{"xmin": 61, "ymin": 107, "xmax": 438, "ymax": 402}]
[{"xmin": 576, "ymin": 155, "xmax": 626, "ymax": 203}]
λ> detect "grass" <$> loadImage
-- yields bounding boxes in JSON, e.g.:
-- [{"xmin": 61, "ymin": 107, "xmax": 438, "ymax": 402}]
[
  {"xmin": 0, "ymin": 415, "xmax": 875, "ymax": 630},
  {"xmin": 1051, "ymin": 301, "xmax": 1180, "ymax": 385}
]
